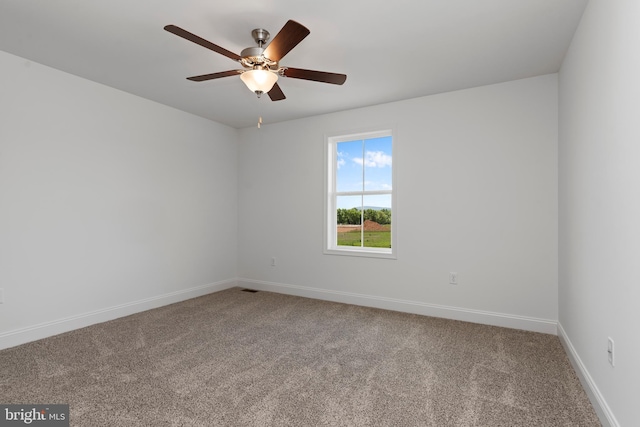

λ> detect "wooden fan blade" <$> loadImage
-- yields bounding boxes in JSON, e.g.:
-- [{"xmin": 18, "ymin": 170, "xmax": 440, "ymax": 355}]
[
  {"xmin": 263, "ymin": 20, "xmax": 310, "ymax": 62},
  {"xmin": 267, "ymin": 82, "xmax": 286, "ymax": 101},
  {"xmin": 283, "ymin": 67, "xmax": 347, "ymax": 85},
  {"xmin": 164, "ymin": 25, "xmax": 242, "ymax": 61},
  {"xmin": 186, "ymin": 70, "xmax": 242, "ymax": 82}
]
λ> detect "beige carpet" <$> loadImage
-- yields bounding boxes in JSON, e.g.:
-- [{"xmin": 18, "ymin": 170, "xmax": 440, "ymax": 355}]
[{"xmin": 0, "ymin": 288, "xmax": 600, "ymax": 426}]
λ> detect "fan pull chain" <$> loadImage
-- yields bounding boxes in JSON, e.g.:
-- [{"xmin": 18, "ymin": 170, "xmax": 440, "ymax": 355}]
[{"xmin": 257, "ymin": 96, "xmax": 264, "ymax": 129}]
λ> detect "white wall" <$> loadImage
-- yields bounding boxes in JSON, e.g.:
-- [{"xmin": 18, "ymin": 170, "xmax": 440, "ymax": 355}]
[
  {"xmin": 238, "ymin": 74, "xmax": 558, "ymax": 333},
  {"xmin": 558, "ymin": 1, "xmax": 640, "ymax": 426},
  {"xmin": 0, "ymin": 51, "xmax": 238, "ymax": 349}
]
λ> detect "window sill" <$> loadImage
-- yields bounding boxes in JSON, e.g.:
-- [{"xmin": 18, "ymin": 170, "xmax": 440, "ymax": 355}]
[{"xmin": 324, "ymin": 247, "xmax": 396, "ymax": 259}]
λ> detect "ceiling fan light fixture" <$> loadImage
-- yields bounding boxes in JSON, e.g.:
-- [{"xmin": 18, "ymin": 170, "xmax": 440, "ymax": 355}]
[{"xmin": 240, "ymin": 68, "xmax": 278, "ymax": 94}]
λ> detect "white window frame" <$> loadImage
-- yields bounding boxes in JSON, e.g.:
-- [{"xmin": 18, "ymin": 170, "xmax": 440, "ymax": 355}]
[{"xmin": 324, "ymin": 127, "xmax": 397, "ymax": 259}]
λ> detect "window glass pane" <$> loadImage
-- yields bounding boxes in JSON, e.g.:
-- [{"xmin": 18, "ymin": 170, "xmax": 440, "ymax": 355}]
[
  {"xmin": 362, "ymin": 194, "xmax": 392, "ymax": 249},
  {"xmin": 336, "ymin": 195, "xmax": 362, "ymax": 247},
  {"xmin": 363, "ymin": 136, "xmax": 392, "ymax": 192},
  {"xmin": 336, "ymin": 140, "xmax": 363, "ymax": 192}
]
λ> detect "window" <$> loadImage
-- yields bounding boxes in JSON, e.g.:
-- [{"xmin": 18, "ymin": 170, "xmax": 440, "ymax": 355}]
[{"xmin": 325, "ymin": 128, "xmax": 395, "ymax": 258}]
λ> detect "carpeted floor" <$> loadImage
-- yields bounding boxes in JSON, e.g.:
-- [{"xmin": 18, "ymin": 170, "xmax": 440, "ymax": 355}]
[{"xmin": 0, "ymin": 288, "xmax": 600, "ymax": 426}]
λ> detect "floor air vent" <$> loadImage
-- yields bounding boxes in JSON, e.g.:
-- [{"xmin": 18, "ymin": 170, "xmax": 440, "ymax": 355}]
[{"xmin": 241, "ymin": 289, "xmax": 259, "ymax": 293}]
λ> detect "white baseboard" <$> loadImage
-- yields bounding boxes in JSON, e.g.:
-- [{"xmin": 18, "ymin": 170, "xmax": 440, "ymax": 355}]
[
  {"xmin": 557, "ymin": 323, "xmax": 619, "ymax": 427},
  {"xmin": 0, "ymin": 279, "xmax": 237, "ymax": 350},
  {"xmin": 237, "ymin": 278, "xmax": 557, "ymax": 334}
]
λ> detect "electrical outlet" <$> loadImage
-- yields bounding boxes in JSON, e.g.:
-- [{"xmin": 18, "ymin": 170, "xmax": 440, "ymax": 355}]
[
  {"xmin": 607, "ymin": 337, "xmax": 615, "ymax": 367},
  {"xmin": 271, "ymin": 257, "xmax": 276, "ymax": 267},
  {"xmin": 449, "ymin": 272, "xmax": 458, "ymax": 285}
]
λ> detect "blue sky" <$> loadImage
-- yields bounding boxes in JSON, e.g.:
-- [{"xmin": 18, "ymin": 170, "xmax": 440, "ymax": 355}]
[{"xmin": 336, "ymin": 136, "xmax": 392, "ymax": 209}]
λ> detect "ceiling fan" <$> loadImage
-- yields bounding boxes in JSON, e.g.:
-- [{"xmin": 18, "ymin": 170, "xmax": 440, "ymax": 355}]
[{"xmin": 164, "ymin": 20, "xmax": 347, "ymax": 101}]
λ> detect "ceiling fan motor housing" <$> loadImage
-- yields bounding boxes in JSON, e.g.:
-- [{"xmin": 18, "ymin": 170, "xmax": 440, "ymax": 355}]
[
  {"xmin": 241, "ymin": 28, "xmax": 278, "ymax": 71},
  {"xmin": 240, "ymin": 46, "xmax": 278, "ymax": 71}
]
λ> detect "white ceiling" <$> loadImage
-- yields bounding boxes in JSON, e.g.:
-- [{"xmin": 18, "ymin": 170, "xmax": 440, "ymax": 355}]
[{"xmin": 0, "ymin": 0, "xmax": 587, "ymax": 129}]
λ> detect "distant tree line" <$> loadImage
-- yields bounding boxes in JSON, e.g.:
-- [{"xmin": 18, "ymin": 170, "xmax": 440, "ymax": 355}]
[{"xmin": 337, "ymin": 208, "xmax": 391, "ymax": 225}]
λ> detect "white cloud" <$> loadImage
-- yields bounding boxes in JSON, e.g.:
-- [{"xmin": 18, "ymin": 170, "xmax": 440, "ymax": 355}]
[
  {"xmin": 337, "ymin": 158, "xmax": 346, "ymax": 169},
  {"xmin": 353, "ymin": 151, "xmax": 392, "ymax": 168}
]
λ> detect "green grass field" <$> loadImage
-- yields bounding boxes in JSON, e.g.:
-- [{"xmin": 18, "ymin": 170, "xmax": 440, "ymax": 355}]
[{"xmin": 337, "ymin": 230, "xmax": 391, "ymax": 248}]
